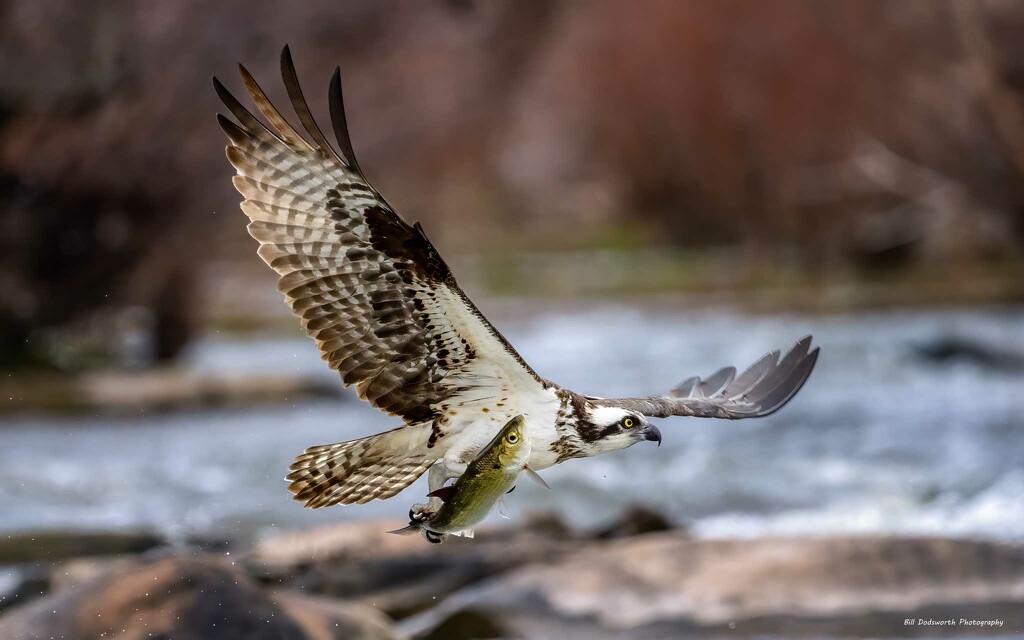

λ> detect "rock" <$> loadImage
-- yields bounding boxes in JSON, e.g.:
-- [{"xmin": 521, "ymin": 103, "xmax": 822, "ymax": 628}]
[
  {"xmin": 414, "ymin": 609, "xmax": 512, "ymax": 640},
  {"xmin": 275, "ymin": 591, "xmax": 400, "ymax": 640},
  {"xmin": 0, "ymin": 566, "xmax": 48, "ymax": 615},
  {"xmin": 515, "ymin": 511, "xmax": 576, "ymax": 539},
  {"xmin": 0, "ymin": 530, "xmax": 164, "ymax": 563},
  {"xmin": 0, "ymin": 553, "xmax": 398, "ymax": 640},
  {"xmin": 912, "ymin": 336, "xmax": 1024, "ymax": 371},
  {"xmin": 246, "ymin": 517, "xmax": 580, "ymax": 620},
  {"xmin": 49, "ymin": 555, "xmax": 140, "ymax": 592},
  {"xmin": 401, "ymin": 534, "xmax": 1024, "ymax": 638},
  {"xmin": 593, "ymin": 505, "xmax": 675, "ymax": 539},
  {"xmin": 0, "ymin": 532, "xmax": 167, "ymax": 616}
]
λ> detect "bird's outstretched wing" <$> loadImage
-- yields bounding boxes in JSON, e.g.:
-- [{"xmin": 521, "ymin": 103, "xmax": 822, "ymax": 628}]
[
  {"xmin": 214, "ymin": 46, "xmax": 548, "ymax": 427},
  {"xmin": 592, "ymin": 336, "xmax": 819, "ymax": 419}
]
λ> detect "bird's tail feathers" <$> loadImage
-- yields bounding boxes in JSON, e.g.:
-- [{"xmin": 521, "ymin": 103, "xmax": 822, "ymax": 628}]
[{"xmin": 287, "ymin": 422, "xmax": 437, "ymax": 508}]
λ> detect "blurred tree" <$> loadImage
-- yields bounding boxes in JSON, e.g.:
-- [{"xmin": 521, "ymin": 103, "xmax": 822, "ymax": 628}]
[
  {"xmin": 1, "ymin": 0, "xmax": 1022, "ymax": 368},
  {"xmin": 0, "ymin": 0, "xmax": 197, "ymax": 367}
]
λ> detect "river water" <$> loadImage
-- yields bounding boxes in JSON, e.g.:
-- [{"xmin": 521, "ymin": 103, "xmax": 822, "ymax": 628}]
[{"xmin": 2, "ymin": 305, "xmax": 1022, "ymax": 543}]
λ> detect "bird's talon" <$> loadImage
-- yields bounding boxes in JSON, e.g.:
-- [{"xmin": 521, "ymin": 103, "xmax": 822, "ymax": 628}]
[{"xmin": 408, "ymin": 501, "xmax": 438, "ymax": 524}]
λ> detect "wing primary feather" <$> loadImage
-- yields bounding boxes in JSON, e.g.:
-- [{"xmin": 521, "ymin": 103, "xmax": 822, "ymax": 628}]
[
  {"xmin": 589, "ymin": 337, "xmax": 818, "ymax": 419},
  {"xmin": 237, "ymin": 63, "xmax": 310, "ymax": 150},
  {"xmin": 213, "ymin": 76, "xmax": 282, "ymax": 144},
  {"xmin": 668, "ymin": 376, "xmax": 700, "ymax": 398},
  {"xmin": 745, "ymin": 337, "xmax": 813, "ymax": 405},
  {"xmin": 279, "ymin": 44, "xmax": 345, "ymax": 165},
  {"xmin": 216, "ymin": 113, "xmax": 249, "ymax": 146},
  {"xmin": 724, "ymin": 349, "xmax": 779, "ymax": 399},
  {"xmin": 753, "ymin": 347, "xmax": 819, "ymax": 416},
  {"xmin": 701, "ymin": 366, "xmax": 736, "ymax": 397},
  {"xmin": 329, "ymin": 66, "xmax": 364, "ymax": 176}
]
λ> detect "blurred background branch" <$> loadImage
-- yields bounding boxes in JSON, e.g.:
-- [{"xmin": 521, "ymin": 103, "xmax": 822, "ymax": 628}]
[
  {"xmin": 1, "ymin": 0, "xmax": 1023, "ymax": 372},
  {"xmin": 952, "ymin": 0, "xmax": 1024, "ymax": 179}
]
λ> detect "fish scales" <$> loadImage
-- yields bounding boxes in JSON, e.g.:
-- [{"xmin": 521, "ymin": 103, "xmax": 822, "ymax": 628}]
[{"xmin": 428, "ymin": 446, "xmax": 521, "ymax": 533}]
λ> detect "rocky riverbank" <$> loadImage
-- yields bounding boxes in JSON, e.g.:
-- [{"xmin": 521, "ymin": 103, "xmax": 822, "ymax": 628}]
[{"xmin": 1, "ymin": 511, "xmax": 1021, "ymax": 639}]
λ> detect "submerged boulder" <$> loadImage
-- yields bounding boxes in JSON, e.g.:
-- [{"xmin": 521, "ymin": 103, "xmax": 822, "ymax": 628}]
[{"xmin": 912, "ymin": 336, "xmax": 1024, "ymax": 371}]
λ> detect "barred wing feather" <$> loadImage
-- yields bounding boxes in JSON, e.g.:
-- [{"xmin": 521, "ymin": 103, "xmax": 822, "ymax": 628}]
[{"xmin": 214, "ymin": 46, "xmax": 548, "ymax": 427}]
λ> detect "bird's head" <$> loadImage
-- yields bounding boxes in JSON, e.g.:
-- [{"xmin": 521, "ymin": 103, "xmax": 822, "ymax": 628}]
[{"xmin": 574, "ymin": 400, "xmax": 662, "ymax": 456}]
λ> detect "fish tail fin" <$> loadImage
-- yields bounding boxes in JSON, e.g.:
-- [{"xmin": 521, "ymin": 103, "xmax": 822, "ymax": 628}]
[{"xmin": 386, "ymin": 524, "xmax": 421, "ymax": 536}]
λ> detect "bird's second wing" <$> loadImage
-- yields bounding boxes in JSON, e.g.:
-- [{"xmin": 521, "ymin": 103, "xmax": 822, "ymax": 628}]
[
  {"xmin": 592, "ymin": 336, "xmax": 819, "ymax": 419},
  {"xmin": 215, "ymin": 47, "xmax": 548, "ymax": 426}
]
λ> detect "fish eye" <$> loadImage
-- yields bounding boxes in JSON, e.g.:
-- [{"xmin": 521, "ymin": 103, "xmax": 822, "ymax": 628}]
[
  {"xmin": 622, "ymin": 417, "xmax": 635, "ymax": 428},
  {"xmin": 506, "ymin": 433, "xmax": 519, "ymax": 444}
]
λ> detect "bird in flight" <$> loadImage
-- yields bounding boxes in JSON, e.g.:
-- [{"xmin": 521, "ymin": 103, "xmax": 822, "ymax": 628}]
[{"xmin": 214, "ymin": 46, "xmax": 820, "ymax": 517}]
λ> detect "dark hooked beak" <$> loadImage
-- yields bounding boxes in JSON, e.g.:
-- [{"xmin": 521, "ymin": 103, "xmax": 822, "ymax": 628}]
[{"xmin": 643, "ymin": 425, "xmax": 662, "ymax": 447}]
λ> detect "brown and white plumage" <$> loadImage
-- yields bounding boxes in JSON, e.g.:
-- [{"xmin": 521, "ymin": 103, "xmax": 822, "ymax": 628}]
[
  {"xmin": 289, "ymin": 425, "xmax": 436, "ymax": 507},
  {"xmin": 214, "ymin": 47, "xmax": 820, "ymax": 511},
  {"xmin": 215, "ymin": 46, "xmax": 550, "ymax": 507}
]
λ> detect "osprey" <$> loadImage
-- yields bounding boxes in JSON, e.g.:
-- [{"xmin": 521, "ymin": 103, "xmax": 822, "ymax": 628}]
[{"xmin": 214, "ymin": 47, "xmax": 820, "ymax": 517}]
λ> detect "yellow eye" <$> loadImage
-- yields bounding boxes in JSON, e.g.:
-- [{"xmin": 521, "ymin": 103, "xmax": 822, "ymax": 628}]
[
  {"xmin": 506, "ymin": 433, "xmax": 519, "ymax": 444},
  {"xmin": 622, "ymin": 417, "xmax": 635, "ymax": 428}
]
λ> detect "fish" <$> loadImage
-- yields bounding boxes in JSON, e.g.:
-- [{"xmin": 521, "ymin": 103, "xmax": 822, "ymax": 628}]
[{"xmin": 387, "ymin": 415, "xmax": 545, "ymax": 543}]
